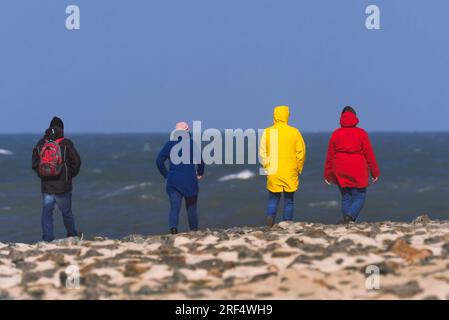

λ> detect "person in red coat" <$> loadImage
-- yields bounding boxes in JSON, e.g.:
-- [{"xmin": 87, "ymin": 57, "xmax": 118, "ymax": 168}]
[{"xmin": 324, "ymin": 106, "xmax": 380, "ymax": 223}]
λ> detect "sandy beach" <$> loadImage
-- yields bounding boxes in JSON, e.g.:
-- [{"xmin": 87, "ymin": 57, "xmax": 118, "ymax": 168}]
[{"xmin": 1, "ymin": 215, "xmax": 449, "ymax": 300}]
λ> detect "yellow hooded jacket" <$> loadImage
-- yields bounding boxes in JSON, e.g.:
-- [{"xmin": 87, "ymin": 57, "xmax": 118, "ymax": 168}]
[{"xmin": 259, "ymin": 106, "xmax": 306, "ymax": 193}]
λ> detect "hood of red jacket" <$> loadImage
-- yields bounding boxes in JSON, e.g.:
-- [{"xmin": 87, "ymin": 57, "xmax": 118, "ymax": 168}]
[{"xmin": 340, "ymin": 111, "xmax": 359, "ymax": 128}]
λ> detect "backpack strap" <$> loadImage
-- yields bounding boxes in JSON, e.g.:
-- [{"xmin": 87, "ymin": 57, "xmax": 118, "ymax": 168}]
[{"xmin": 55, "ymin": 138, "xmax": 66, "ymax": 161}]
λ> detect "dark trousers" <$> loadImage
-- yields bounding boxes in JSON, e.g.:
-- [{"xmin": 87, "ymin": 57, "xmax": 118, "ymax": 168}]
[
  {"xmin": 266, "ymin": 191, "xmax": 295, "ymax": 222},
  {"xmin": 339, "ymin": 187, "xmax": 367, "ymax": 221},
  {"xmin": 167, "ymin": 187, "xmax": 198, "ymax": 231},
  {"xmin": 42, "ymin": 192, "xmax": 78, "ymax": 242}
]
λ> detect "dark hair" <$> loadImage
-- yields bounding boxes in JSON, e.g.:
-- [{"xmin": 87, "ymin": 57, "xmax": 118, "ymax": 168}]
[{"xmin": 342, "ymin": 106, "xmax": 356, "ymax": 115}]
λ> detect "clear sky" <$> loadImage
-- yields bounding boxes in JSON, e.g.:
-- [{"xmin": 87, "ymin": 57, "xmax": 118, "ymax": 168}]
[{"xmin": 0, "ymin": 0, "xmax": 448, "ymax": 133}]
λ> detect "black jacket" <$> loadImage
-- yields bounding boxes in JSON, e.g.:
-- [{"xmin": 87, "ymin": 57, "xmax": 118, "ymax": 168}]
[{"xmin": 32, "ymin": 126, "xmax": 82, "ymax": 194}]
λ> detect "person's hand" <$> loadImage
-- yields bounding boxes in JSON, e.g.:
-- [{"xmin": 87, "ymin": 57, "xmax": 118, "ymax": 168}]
[
  {"xmin": 324, "ymin": 179, "xmax": 331, "ymax": 185},
  {"xmin": 197, "ymin": 175, "xmax": 203, "ymax": 180},
  {"xmin": 372, "ymin": 177, "xmax": 379, "ymax": 183}
]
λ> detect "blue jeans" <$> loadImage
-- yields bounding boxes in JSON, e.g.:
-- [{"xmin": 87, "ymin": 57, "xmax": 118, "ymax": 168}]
[
  {"xmin": 167, "ymin": 187, "xmax": 198, "ymax": 231},
  {"xmin": 339, "ymin": 187, "xmax": 367, "ymax": 221},
  {"xmin": 42, "ymin": 192, "xmax": 78, "ymax": 242},
  {"xmin": 266, "ymin": 191, "xmax": 295, "ymax": 222}
]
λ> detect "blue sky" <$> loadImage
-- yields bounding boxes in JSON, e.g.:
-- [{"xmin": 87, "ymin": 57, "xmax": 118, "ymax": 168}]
[{"xmin": 0, "ymin": 0, "xmax": 448, "ymax": 133}]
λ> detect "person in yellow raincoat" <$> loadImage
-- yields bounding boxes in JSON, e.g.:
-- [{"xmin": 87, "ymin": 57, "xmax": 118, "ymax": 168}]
[{"xmin": 259, "ymin": 106, "xmax": 306, "ymax": 227}]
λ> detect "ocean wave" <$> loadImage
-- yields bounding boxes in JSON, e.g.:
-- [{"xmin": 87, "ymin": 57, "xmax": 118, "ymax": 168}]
[
  {"xmin": 218, "ymin": 170, "xmax": 256, "ymax": 182},
  {"xmin": 122, "ymin": 182, "xmax": 152, "ymax": 191},
  {"xmin": 102, "ymin": 182, "xmax": 153, "ymax": 198},
  {"xmin": 307, "ymin": 201, "xmax": 339, "ymax": 208},
  {"xmin": 140, "ymin": 194, "xmax": 162, "ymax": 201},
  {"xmin": 0, "ymin": 149, "xmax": 13, "ymax": 156},
  {"xmin": 417, "ymin": 186, "xmax": 435, "ymax": 193}
]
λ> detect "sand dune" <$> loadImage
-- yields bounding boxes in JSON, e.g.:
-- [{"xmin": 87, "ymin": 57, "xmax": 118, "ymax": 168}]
[{"xmin": 0, "ymin": 215, "xmax": 448, "ymax": 300}]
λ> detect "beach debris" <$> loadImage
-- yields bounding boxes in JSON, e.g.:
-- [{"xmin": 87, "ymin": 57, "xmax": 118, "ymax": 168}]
[
  {"xmin": 92, "ymin": 236, "xmax": 108, "ymax": 242},
  {"xmin": 122, "ymin": 234, "xmax": 146, "ymax": 244},
  {"xmin": 412, "ymin": 214, "xmax": 432, "ymax": 225},
  {"xmin": 388, "ymin": 238, "xmax": 433, "ymax": 263}
]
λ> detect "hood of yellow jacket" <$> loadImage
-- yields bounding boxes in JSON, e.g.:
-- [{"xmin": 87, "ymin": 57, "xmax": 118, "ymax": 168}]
[{"xmin": 273, "ymin": 106, "xmax": 289, "ymax": 124}]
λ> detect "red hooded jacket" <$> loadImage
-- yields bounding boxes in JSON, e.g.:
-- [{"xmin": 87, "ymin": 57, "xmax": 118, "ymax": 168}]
[{"xmin": 324, "ymin": 112, "xmax": 380, "ymax": 188}]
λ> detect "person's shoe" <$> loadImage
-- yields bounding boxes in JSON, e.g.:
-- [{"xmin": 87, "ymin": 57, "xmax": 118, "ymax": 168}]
[
  {"xmin": 67, "ymin": 232, "xmax": 83, "ymax": 240},
  {"xmin": 170, "ymin": 227, "xmax": 178, "ymax": 235},
  {"xmin": 266, "ymin": 216, "xmax": 274, "ymax": 228},
  {"xmin": 338, "ymin": 215, "xmax": 355, "ymax": 225}
]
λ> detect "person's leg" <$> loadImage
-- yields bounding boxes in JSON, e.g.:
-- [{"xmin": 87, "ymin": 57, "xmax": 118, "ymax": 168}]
[
  {"xmin": 266, "ymin": 191, "xmax": 281, "ymax": 227},
  {"xmin": 42, "ymin": 194, "xmax": 56, "ymax": 242},
  {"xmin": 266, "ymin": 191, "xmax": 281, "ymax": 219},
  {"xmin": 282, "ymin": 192, "xmax": 295, "ymax": 221},
  {"xmin": 55, "ymin": 192, "xmax": 78, "ymax": 237},
  {"xmin": 185, "ymin": 196, "xmax": 198, "ymax": 231},
  {"xmin": 348, "ymin": 188, "xmax": 367, "ymax": 221},
  {"xmin": 167, "ymin": 187, "xmax": 183, "ymax": 231},
  {"xmin": 339, "ymin": 187, "xmax": 353, "ymax": 219}
]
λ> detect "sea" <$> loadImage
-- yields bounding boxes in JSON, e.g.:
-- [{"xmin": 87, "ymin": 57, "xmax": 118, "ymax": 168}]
[{"xmin": 1, "ymin": 133, "xmax": 448, "ymax": 243}]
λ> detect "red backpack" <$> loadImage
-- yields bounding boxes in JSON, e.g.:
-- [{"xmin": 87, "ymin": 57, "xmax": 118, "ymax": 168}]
[{"xmin": 38, "ymin": 138, "xmax": 65, "ymax": 177}]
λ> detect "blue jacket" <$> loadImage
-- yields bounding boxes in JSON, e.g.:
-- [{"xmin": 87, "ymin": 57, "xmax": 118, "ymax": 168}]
[{"xmin": 156, "ymin": 138, "xmax": 205, "ymax": 197}]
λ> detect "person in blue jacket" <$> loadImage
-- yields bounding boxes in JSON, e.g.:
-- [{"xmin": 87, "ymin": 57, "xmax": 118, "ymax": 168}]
[{"xmin": 156, "ymin": 122, "xmax": 205, "ymax": 234}]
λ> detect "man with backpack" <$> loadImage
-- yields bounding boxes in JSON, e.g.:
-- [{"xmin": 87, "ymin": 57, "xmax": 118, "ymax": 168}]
[{"xmin": 32, "ymin": 117, "xmax": 83, "ymax": 242}]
